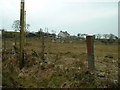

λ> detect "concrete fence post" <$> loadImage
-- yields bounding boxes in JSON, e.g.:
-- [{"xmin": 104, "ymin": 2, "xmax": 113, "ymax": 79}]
[{"xmin": 86, "ymin": 35, "xmax": 95, "ymax": 70}]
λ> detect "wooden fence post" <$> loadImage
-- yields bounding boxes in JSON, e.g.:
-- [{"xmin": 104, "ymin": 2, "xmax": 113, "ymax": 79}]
[
  {"xmin": 86, "ymin": 35, "xmax": 95, "ymax": 70},
  {"xmin": 2, "ymin": 30, "xmax": 6, "ymax": 51},
  {"xmin": 118, "ymin": 1, "xmax": 120, "ymax": 86},
  {"xmin": 41, "ymin": 32, "xmax": 45, "ymax": 62},
  {"xmin": 24, "ymin": 10, "xmax": 26, "ymax": 44},
  {"xmin": 19, "ymin": 0, "xmax": 25, "ymax": 69},
  {"xmin": 0, "ymin": 30, "xmax": 2, "ymax": 89}
]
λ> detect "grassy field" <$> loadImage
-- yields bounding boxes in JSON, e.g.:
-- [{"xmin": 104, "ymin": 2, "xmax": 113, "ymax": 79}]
[{"xmin": 2, "ymin": 37, "xmax": 119, "ymax": 88}]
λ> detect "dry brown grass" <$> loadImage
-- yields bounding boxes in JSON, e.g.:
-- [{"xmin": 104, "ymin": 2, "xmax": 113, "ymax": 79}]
[{"xmin": 2, "ymin": 38, "xmax": 119, "ymax": 88}]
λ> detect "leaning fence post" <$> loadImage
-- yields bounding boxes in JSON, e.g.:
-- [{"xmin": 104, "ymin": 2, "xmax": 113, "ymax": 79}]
[{"xmin": 86, "ymin": 35, "xmax": 95, "ymax": 71}]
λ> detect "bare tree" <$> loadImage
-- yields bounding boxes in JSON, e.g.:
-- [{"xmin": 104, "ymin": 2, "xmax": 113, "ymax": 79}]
[
  {"xmin": 45, "ymin": 27, "xmax": 48, "ymax": 33},
  {"xmin": 12, "ymin": 20, "xmax": 20, "ymax": 48},
  {"xmin": 51, "ymin": 30, "xmax": 56, "ymax": 34},
  {"xmin": 26, "ymin": 24, "xmax": 30, "ymax": 32},
  {"xmin": 12, "ymin": 20, "xmax": 30, "ymax": 34},
  {"xmin": 25, "ymin": 24, "xmax": 30, "ymax": 41},
  {"xmin": 12, "ymin": 20, "xmax": 30, "ymax": 51},
  {"xmin": 12, "ymin": 20, "xmax": 20, "ymax": 32}
]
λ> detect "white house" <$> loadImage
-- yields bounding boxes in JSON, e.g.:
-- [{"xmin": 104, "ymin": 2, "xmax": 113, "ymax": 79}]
[{"xmin": 58, "ymin": 31, "xmax": 70, "ymax": 38}]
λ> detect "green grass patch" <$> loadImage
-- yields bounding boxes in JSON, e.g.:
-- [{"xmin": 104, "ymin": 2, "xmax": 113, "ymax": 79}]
[{"xmin": 48, "ymin": 75, "xmax": 67, "ymax": 88}]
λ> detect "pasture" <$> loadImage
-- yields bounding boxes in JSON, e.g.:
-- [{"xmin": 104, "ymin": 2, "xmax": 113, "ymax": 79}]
[{"xmin": 2, "ymin": 37, "xmax": 119, "ymax": 88}]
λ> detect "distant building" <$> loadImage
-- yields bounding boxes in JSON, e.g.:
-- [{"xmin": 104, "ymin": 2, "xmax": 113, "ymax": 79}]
[
  {"xmin": 77, "ymin": 33, "xmax": 88, "ymax": 39},
  {"xmin": 58, "ymin": 31, "xmax": 70, "ymax": 38},
  {"xmin": 81, "ymin": 34, "xmax": 87, "ymax": 38},
  {"xmin": 0, "ymin": 30, "xmax": 1, "ymax": 35}
]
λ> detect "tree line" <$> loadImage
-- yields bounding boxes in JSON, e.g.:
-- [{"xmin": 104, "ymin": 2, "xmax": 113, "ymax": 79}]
[{"xmin": 1, "ymin": 20, "xmax": 119, "ymax": 41}]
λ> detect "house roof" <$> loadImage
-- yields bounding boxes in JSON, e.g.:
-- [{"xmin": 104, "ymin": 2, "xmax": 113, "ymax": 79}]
[{"xmin": 59, "ymin": 31, "xmax": 70, "ymax": 35}]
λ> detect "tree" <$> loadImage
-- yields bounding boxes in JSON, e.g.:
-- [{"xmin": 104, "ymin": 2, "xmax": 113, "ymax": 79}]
[
  {"xmin": 12, "ymin": 20, "xmax": 30, "ymax": 39},
  {"xmin": 26, "ymin": 24, "xmax": 30, "ymax": 32},
  {"xmin": 51, "ymin": 30, "xmax": 56, "ymax": 34},
  {"xmin": 51, "ymin": 30, "xmax": 56, "ymax": 38},
  {"xmin": 95, "ymin": 34, "xmax": 102, "ymax": 39},
  {"xmin": 12, "ymin": 20, "xmax": 20, "ymax": 47},
  {"xmin": 77, "ymin": 33, "xmax": 81, "ymax": 37},
  {"xmin": 12, "ymin": 20, "xmax": 20, "ymax": 32},
  {"xmin": 26, "ymin": 32, "xmax": 36, "ymax": 37},
  {"xmin": 12, "ymin": 20, "xmax": 30, "ymax": 33},
  {"xmin": 36, "ymin": 28, "xmax": 44, "ymax": 37},
  {"xmin": 109, "ymin": 34, "xmax": 116, "ymax": 39},
  {"xmin": 25, "ymin": 24, "xmax": 30, "ymax": 39},
  {"xmin": 45, "ymin": 27, "xmax": 48, "ymax": 33},
  {"xmin": 115, "ymin": 36, "xmax": 118, "ymax": 39},
  {"xmin": 103, "ymin": 34, "xmax": 109, "ymax": 39}
]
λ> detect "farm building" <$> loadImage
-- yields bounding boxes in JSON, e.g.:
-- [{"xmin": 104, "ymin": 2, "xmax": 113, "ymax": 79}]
[{"xmin": 58, "ymin": 31, "xmax": 70, "ymax": 38}]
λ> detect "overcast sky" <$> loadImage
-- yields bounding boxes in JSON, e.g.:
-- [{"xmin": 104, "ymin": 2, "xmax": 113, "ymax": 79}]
[{"xmin": 0, "ymin": 0, "xmax": 119, "ymax": 36}]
